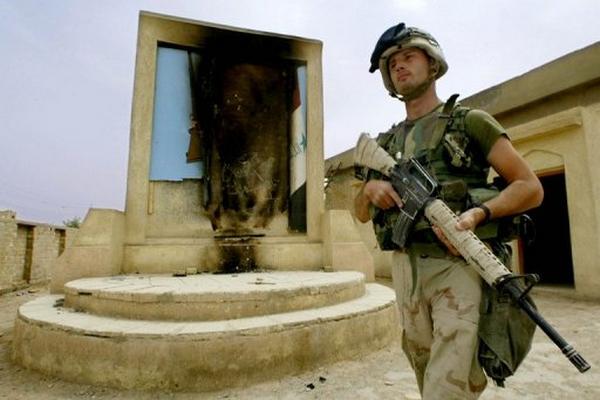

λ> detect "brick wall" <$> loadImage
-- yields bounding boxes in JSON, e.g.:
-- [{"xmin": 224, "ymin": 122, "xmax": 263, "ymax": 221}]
[
  {"xmin": 0, "ymin": 211, "xmax": 20, "ymax": 293},
  {"xmin": 30, "ymin": 225, "xmax": 58, "ymax": 284},
  {"xmin": 0, "ymin": 210, "xmax": 77, "ymax": 293},
  {"xmin": 15, "ymin": 225, "xmax": 29, "ymax": 283}
]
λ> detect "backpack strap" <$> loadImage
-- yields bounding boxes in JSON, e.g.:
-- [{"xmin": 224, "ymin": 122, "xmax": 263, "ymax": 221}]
[{"xmin": 426, "ymin": 93, "xmax": 460, "ymax": 164}]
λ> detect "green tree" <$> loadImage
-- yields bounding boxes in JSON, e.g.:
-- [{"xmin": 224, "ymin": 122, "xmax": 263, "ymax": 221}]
[{"xmin": 62, "ymin": 216, "xmax": 82, "ymax": 228}]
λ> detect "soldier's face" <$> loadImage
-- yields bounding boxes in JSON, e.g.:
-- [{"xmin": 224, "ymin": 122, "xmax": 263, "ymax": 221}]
[{"xmin": 387, "ymin": 48, "xmax": 430, "ymax": 95}]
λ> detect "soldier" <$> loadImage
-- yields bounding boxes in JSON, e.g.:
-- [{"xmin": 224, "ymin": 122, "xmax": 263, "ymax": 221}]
[{"xmin": 354, "ymin": 23, "xmax": 544, "ymax": 399}]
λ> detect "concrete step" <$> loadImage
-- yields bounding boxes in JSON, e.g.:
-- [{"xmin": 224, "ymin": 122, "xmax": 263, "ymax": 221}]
[
  {"xmin": 63, "ymin": 271, "xmax": 365, "ymax": 320},
  {"xmin": 12, "ymin": 283, "xmax": 398, "ymax": 392}
]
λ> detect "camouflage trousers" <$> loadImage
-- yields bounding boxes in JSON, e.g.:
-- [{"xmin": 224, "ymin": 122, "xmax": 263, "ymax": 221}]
[{"xmin": 391, "ymin": 247, "xmax": 488, "ymax": 399}]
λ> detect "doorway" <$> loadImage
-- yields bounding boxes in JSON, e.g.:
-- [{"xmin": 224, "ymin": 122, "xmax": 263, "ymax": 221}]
[{"xmin": 522, "ymin": 172, "xmax": 574, "ymax": 286}]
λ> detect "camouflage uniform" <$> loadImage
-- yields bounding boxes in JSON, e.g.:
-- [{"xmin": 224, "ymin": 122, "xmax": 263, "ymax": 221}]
[{"xmin": 363, "ymin": 101, "xmax": 508, "ymax": 399}]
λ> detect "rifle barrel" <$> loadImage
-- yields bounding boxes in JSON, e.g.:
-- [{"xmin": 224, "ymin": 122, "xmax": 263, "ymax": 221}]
[{"xmin": 502, "ymin": 281, "xmax": 591, "ymax": 373}]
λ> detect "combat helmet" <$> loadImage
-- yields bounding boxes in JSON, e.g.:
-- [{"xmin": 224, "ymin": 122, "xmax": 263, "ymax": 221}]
[{"xmin": 369, "ymin": 22, "xmax": 448, "ymax": 99}]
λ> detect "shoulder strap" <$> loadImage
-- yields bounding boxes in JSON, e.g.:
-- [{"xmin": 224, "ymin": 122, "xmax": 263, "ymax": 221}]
[
  {"xmin": 447, "ymin": 106, "xmax": 470, "ymax": 135},
  {"xmin": 426, "ymin": 93, "xmax": 460, "ymax": 163}
]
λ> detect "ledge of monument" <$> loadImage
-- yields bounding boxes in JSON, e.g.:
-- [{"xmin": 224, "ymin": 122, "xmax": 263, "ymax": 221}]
[{"xmin": 62, "ymin": 271, "xmax": 367, "ymax": 320}]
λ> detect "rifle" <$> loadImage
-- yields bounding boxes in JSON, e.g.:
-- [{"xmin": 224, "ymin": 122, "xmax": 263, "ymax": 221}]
[{"xmin": 354, "ymin": 133, "xmax": 590, "ymax": 374}]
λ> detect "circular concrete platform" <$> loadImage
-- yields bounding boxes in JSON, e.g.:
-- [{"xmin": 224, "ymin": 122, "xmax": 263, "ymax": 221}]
[
  {"xmin": 63, "ymin": 271, "xmax": 365, "ymax": 320},
  {"xmin": 13, "ymin": 280, "xmax": 398, "ymax": 391}
]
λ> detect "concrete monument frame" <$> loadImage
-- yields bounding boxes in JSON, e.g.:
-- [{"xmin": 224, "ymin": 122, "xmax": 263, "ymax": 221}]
[{"xmin": 51, "ymin": 11, "xmax": 374, "ymax": 291}]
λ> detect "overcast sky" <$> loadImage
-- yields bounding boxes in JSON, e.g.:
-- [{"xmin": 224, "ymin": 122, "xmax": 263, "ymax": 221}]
[{"xmin": 1, "ymin": 0, "xmax": 599, "ymax": 225}]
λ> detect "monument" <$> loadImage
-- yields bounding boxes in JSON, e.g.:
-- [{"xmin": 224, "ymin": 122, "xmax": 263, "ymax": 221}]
[{"xmin": 12, "ymin": 12, "xmax": 397, "ymax": 391}]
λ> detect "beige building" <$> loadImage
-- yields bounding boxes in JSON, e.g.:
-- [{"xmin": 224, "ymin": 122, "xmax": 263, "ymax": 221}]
[
  {"xmin": 326, "ymin": 42, "xmax": 600, "ymax": 300},
  {"xmin": 0, "ymin": 210, "xmax": 76, "ymax": 293}
]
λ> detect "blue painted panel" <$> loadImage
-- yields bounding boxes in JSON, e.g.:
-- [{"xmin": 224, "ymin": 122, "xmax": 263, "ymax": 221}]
[
  {"xmin": 150, "ymin": 47, "xmax": 203, "ymax": 181},
  {"xmin": 298, "ymin": 65, "xmax": 307, "ymax": 118}
]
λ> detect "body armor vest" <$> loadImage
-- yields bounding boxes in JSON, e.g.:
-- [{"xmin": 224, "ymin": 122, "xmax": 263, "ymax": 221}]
[{"xmin": 367, "ymin": 97, "xmax": 500, "ymax": 251}]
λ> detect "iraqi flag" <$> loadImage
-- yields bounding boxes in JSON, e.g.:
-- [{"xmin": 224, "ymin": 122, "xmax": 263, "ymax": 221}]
[{"xmin": 289, "ymin": 66, "xmax": 307, "ymax": 232}]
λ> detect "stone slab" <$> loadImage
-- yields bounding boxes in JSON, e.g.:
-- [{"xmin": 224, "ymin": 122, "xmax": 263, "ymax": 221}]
[{"xmin": 63, "ymin": 271, "xmax": 366, "ymax": 320}]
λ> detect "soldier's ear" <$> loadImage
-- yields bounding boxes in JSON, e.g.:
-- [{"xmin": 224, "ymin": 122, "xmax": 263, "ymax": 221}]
[{"xmin": 428, "ymin": 59, "xmax": 439, "ymax": 77}]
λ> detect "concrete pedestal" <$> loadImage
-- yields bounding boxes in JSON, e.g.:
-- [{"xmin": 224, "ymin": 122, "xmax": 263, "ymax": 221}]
[{"xmin": 13, "ymin": 271, "xmax": 398, "ymax": 391}]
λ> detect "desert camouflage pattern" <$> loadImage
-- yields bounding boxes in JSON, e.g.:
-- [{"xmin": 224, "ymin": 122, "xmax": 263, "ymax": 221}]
[
  {"xmin": 357, "ymin": 101, "xmax": 513, "ymax": 396},
  {"xmin": 392, "ymin": 250, "xmax": 488, "ymax": 399},
  {"xmin": 387, "ymin": 109, "xmax": 495, "ymax": 397}
]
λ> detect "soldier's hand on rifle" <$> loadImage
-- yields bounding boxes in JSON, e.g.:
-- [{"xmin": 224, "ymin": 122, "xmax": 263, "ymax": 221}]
[
  {"xmin": 363, "ymin": 180, "xmax": 404, "ymax": 210},
  {"xmin": 431, "ymin": 207, "xmax": 487, "ymax": 256}
]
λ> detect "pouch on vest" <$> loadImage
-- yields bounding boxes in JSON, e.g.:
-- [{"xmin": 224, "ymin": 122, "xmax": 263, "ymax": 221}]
[
  {"xmin": 488, "ymin": 176, "xmax": 537, "ymax": 244},
  {"xmin": 497, "ymin": 214, "xmax": 536, "ymax": 245},
  {"xmin": 440, "ymin": 179, "xmax": 468, "ymax": 213},
  {"xmin": 371, "ymin": 206, "xmax": 400, "ymax": 251},
  {"xmin": 477, "ymin": 241, "xmax": 536, "ymax": 387}
]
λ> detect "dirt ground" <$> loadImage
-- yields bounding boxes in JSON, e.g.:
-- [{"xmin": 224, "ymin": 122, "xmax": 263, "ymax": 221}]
[{"xmin": 1, "ymin": 281, "xmax": 599, "ymax": 400}]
